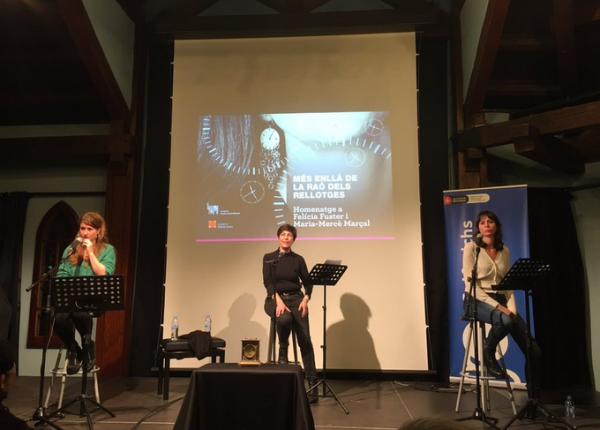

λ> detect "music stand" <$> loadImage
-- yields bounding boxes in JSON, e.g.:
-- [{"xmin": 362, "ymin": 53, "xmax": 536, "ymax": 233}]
[
  {"xmin": 306, "ymin": 263, "xmax": 349, "ymax": 414},
  {"xmin": 494, "ymin": 259, "xmax": 573, "ymax": 430},
  {"xmin": 47, "ymin": 275, "xmax": 125, "ymax": 430}
]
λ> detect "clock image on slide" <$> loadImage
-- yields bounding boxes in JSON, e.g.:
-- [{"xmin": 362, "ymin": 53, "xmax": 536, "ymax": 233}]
[
  {"xmin": 260, "ymin": 126, "xmax": 280, "ymax": 150},
  {"xmin": 240, "ymin": 181, "xmax": 265, "ymax": 204}
]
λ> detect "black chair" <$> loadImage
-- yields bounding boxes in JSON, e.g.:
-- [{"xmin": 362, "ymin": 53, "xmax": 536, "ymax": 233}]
[{"xmin": 157, "ymin": 336, "xmax": 226, "ymax": 400}]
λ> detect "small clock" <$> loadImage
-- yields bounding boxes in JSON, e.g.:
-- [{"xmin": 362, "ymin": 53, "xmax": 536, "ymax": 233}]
[
  {"xmin": 239, "ymin": 339, "xmax": 262, "ymax": 367},
  {"xmin": 260, "ymin": 127, "xmax": 280, "ymax": 150}
]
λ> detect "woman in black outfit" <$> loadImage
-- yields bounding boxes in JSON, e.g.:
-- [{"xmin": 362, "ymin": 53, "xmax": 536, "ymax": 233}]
[{"xmin": 263, "ymin": 224, "xmax": 318, "ymax": 403}]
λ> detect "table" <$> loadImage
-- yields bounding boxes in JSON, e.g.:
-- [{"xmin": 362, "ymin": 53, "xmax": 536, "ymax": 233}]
[{"xmin": 173, "ymin": 363, "xmax": 315, "ymax": 430}]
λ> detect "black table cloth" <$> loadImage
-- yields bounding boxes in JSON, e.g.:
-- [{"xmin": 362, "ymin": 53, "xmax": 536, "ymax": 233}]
[{"xmin": 173, "ymin": 363, "xmax": 315, "ymax": 430}]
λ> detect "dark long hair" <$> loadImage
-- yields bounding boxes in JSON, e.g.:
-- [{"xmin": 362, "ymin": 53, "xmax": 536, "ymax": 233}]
[{"xmin": 474, "ymin": 210, "xmax": 504, "ymax": 251}]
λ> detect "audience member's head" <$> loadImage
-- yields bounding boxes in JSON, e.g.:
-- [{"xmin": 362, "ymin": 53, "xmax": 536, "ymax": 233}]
[
  {"xmin": 400, "ymin": 417, "xmax": 470, "ymax": 430},
  {"xmin": 0, "ymin": 341, "xmax": 17, "ymax": 402}
]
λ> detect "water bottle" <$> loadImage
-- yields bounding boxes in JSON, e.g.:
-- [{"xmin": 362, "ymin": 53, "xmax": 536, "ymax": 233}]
[
  {"xmin": 171, "ymin": 316, "xmax": 179, "ymax": 340},
  {"xmin": 204, "ymin": 314, "xmax": 212, "ymax": 332},
  {"xmin": 565, "ymin": 395, "xmax": 576, "ymax": 427}
]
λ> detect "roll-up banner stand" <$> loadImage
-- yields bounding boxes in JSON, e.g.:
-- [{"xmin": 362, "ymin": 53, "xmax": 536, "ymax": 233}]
[{"xmin": 444, "ymin": 185, "xmax": 530, "ymax": 387}]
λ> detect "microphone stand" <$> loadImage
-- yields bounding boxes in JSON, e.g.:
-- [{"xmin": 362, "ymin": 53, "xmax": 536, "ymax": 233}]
[
  {"xmin": 457, "ymin": 242, "xmax": 500, "ymax": 430},
  {"xmin": 26, "ymin": 251, "xmax": 75, "ymax": 430}
]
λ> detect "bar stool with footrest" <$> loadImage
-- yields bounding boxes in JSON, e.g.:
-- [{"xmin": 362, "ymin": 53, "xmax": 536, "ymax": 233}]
[
  {"xmin": 455, "ymin": 315, "xmax": 517, "ymax": 415},
  {"xmin": 44, "ymin": 345, "xmax": 100, "ymax": 412}
]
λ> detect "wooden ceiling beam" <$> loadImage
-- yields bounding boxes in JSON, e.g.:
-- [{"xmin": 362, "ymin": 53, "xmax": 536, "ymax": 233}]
[
  {"xmin": 54, "ymin": 0, "xmax": 130, "ymax": 128},
  {"xmin": 498, "ymin": 34, "xmax": 555, "ymax": 51},
  {"xmin": 255, "ymin": 0, "xmax": 331, "ymax": 13},
  {"xmin": 553, "ymin": 0, "xmax": 579, "ymax": 98},
  {"xmin": 463, "ymin": 0, "xmax": 511, "ymax": 127},
  {"xmin": 455, "ymin": 99, "xmax": 600, "ymax": 150},
  {"xmin": 564, "ymin": 126, "xmax": 600, "ymax": 162},
  {"xmin": 0, "ymin": 134, "xmax": 133, "ymax": 163},
  {"xmin": 486, "ymin": 81, "xmax": 561, "ymax": 96},
  {"xmin": 154, "ymin": 8, "xmax": 440, "ymax": 39},
  {"xmin": 511, "ymin": 123, "xmax": 584, "ymax": 175}
]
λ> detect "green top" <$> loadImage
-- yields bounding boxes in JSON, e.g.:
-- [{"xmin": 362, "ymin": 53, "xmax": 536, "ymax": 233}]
[{"xmin": 57, "ymin": 243, "xmax": 116, "ymax": 277}]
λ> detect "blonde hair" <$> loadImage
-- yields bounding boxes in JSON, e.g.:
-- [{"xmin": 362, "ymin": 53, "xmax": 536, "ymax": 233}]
[{"xmin": 66, "ymin": 212, "xmax": 110, "ymax": 266}]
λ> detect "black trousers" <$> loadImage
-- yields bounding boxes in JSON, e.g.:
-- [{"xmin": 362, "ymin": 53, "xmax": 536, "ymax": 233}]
[
  {"xmin": 53, "ymin": 312, "xmax": 91, "ymax": 353},
  {"xmin": 264, "ymin": 294, "xmax": 317, "ymax": 380}
]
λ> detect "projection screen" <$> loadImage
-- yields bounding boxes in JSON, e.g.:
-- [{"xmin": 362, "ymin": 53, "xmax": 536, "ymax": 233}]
[{"xmin": 165, "ymin": 33, "xmax": 427, "ymax": 370}]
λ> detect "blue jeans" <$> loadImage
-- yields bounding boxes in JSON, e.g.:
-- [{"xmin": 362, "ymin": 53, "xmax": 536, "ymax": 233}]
[{"xmin": 464, "ymin": 292, "xmax": 541, "ymax": 389}]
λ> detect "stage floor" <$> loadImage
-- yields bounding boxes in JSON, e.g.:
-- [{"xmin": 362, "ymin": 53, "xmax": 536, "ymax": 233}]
[{"xmin": 5, "ymin": 373, "xmax": 600, "ymax": 429}]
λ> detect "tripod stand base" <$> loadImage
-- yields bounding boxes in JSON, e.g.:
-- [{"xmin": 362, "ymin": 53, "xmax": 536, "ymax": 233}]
[
  {"xmin": 457, "ymin": 407, "xmax": 500, "ymax": 429},
  {"xmin": 29, "ymin": 406, "xmax": 64, "ymax": 430},
  {"xmin": 47, "ymin": 394, "xmax": 115, "ymax": 430},
  {"xmin": 502, "ymin": 398, "xmax": 576, "ymax": 430},
  {"xmin": 307, "ymin": 378, "xmax": 349, "ymax": 414}
]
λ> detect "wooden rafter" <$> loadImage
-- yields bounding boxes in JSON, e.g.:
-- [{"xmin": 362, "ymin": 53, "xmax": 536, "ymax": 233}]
[
  {"xmin": 463, "ymin": 0, "xmax": 511, "ymax": 127},
  {"xmin": 455, "ymin": 99, "xmax": 600, "ymax": 150},
  {"xmin": 511, "ymin": 123, "xmax": 584, "ymax": 175}
]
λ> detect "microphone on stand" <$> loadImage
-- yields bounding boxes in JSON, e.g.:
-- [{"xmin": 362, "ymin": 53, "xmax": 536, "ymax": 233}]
[
  {"xmin": 67, "ymin": 237, "xmax": 82, "ymax": 255},
  {"xmin": 474, "ymin": 233, "xmax": 483, "ymax": 253},
  {"xmin": 265, "ymin": 251, "xmax": 287, "ymax": 265}
]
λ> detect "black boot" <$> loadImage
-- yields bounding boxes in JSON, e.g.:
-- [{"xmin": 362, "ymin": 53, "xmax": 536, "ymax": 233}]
[
  {"xmin": 278, "ymin": 347, "xmax": 289, "ymax": 364},
  {"xmin": 307, "ymin": 378, "xmax": 319, "ymax": 404},
  {"xmin": 483, "ymin": 347, "xmax": 506, "ymax": 379},
  {"xmin": 67, "ymin": 349, "xmax": 82, "ymax": 375}
]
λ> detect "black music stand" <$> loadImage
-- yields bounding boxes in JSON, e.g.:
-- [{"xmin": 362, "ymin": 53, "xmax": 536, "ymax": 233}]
[
  {"xmin": 47, "ymin": 275, "xmax": 125, "ymax": 430},
  {"xmin": 306, "ymin": 263, "xmax": 349, "ymax": 414},
  {"xmin": 494, "ymin": 259, "xmax": 573, "ymax": 430}
]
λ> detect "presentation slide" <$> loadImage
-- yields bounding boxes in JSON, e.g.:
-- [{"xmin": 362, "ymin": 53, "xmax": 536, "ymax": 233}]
[
  {"xmin": 197, "ymin": 111, "xmax": 393, "ymax": 241},
  {"xmin": 165, "ymin": 33, "xmax": 428, "ymax": 371}
]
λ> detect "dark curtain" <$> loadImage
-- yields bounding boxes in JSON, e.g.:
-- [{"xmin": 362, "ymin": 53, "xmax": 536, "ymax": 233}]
[
  {"xmin": 528, "ymin": 188, "xmax": 591, "ymax": 390},
  {"xmin": 418, "ymin": 36, "xmax": 451, "ymax": 381},
  {"xmin": 0, "ymin": 192, "xmax": 30, "ymax": 357},
  {"xmin": 129, "ymin": 41, "xmax": 173, "ymax": 376}
]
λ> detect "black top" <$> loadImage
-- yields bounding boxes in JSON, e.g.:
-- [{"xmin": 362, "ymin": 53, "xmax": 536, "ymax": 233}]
[{"xmin": 263, "ymin": 249, "xmax": 313, "ymax": 298}]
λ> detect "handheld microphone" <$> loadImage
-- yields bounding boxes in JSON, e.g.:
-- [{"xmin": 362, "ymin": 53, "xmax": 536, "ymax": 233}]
[{"xmin": 278, "ymin": 251, "xmax": 286, "ymax": 259}]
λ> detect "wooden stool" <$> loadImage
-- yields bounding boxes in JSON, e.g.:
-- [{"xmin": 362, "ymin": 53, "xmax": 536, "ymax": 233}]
[
  {"xmin": 157, "ymin": 336, "xmax": 226, "ymax": 400},
  {"xmin": 44, "ymin": 347, "xmax": 100, "ymax": 410},
  {"xmin": 455, "ymin": 316, "xmax": 517, "ymax": 415}
]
